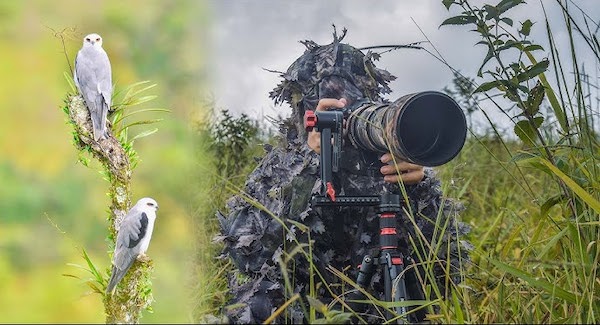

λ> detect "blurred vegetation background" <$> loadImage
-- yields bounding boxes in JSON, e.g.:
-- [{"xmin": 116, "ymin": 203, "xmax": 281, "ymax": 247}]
[{"xmin": 0, "ymin": 1, "xmax": 211, "ymax": 322}]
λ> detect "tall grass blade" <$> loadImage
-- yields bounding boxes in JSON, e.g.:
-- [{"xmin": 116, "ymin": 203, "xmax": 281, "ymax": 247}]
[
  {"xmin": 81, "ymin": 248, "xmax": 104, "ymax": 285},
  {"xmin": 123, "ymin": 95, "xmax": 158, "ymax": 107},
  {"xmin": 112, "ymin": 108, "xmax": 170, "ymax": 126},
  {"xmin": 486, "ymin": 257, "xmax": 579, "ymax": 303},
  {"xmin": 476, "ymin": 211, "xmax": 504, "ymax": 250},
  {"xmin": 121, "ymin": 118, "xmax": 164, "ymax": 130},
  {"xmin": 538, "ymin": 226, "xmax": 568, "ymax": 258},
  {"xmin": 526, "ymin": 157, "xmax": 600, "ymax": 214},
  {"xmin": 262, "ymin": 293, "xmax": 300, "ymax": 324},
  {"xmin": 63, "ymin": 71, "xmax": 77, "ymax": 94},
  {"xmin": 452, "ymin": 290, "xmax": 464, "ymax": 324},
  {"xmin": 130, "ymin": 128, "xmax": 158, "ymax": 143}
]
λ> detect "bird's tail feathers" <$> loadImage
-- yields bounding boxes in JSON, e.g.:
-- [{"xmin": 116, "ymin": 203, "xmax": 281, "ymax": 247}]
[
  {"xmin": 105, "ymin": 265, "xmax": 122, "ymax": 295},
  {"xmin": 90, "ymin": 95, "xmax": 108, "ymax": 141},
  {"xmin": 105, "ymin": 260, "xmax": 134, "ymax": 295}
]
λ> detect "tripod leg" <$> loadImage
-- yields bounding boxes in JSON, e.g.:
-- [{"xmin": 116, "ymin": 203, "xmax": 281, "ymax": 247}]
[
  {"xmin": 404, "ymin": 256, "xmax": 427, "ymax": 322},
  {"xmin": 378, "ymin": 193, "xmax": 411, "ymax": 323},
  {"xmin": 383, "ymin": 252, "xmax": 409, "ymax": 323}
]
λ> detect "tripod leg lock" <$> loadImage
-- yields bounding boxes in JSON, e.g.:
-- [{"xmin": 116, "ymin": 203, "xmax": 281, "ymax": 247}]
[{"xmin": 356, "ymin": 255, "xmax": 375, "ymax": 288}]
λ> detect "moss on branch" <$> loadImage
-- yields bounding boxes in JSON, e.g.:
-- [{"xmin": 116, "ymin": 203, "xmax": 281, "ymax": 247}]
[{"xmin": 65, "ymin": 94, "xmax": 154, "ymax": 324}]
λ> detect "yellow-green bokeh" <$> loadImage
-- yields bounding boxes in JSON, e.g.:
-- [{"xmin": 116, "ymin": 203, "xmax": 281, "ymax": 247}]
[{"xmin": 0, "ymin": 1, "xmax": 211, "ymax": 322}]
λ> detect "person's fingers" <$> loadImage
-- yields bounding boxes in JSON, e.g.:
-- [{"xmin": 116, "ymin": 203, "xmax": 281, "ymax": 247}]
[
  {"xmin": 380, "ymin": 161, "xmax": 423, "ymax": 175},
  {"xmin": 383, "ymin": 169, "xmax": 425, "ymax": 185},
  {"xmin": 315, "ymin": 98, "xmax": 347, "ymax": 112},
  {"xmin": 380, "ymin": 154, "xmax": 425, "ymax": 185},
  {"xmin": 380, "ymin": 153, "xmax": 393, "ymax": 164},
  {"xmin": 402, "ymin": 168, "xmax": 425, "ymax": 184}
]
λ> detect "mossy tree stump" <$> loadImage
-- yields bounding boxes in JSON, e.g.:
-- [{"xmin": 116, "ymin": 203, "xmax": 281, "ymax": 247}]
[{"xmin": 66, "ymin": 94, "xmax": 154, "ymax": 324}]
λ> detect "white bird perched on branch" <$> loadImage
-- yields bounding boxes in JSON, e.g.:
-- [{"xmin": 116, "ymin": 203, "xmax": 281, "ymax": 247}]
[
  {"xmin": 74, "ymin": 33, "xmax": 112, "ymax": 141},
  {"xmin": 106, "ymin": 197, "xmax": 159, "ymax": 294}
]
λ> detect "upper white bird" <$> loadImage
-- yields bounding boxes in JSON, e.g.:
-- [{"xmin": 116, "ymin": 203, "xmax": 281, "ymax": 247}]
[
  {"xmin": 106, "ymin": 197, "xmax": 159, "ymax": 294},
  {"xmin": 74, "ymin": 33, "xmax": 112, "ymax": 141}
]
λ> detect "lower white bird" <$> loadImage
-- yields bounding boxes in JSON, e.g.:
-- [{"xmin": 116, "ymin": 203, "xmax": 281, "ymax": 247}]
[{"xmin": 106, "ymin": 197, "xmax": 159, "ymax": 294}]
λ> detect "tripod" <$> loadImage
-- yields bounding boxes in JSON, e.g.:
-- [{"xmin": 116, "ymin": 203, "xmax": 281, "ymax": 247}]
[
  {"xmin": 304, "ymin": 109, "xmax": 425, "ymax": 323},
  {"xmin": 313, "ymin": 194, "xmax": 424, "ymax": 323}
]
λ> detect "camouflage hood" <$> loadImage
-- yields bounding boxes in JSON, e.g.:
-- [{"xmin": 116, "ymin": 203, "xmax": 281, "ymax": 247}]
[{"xmin": 268, "ymin": 27, "xmax": 396, "ymax": 138}]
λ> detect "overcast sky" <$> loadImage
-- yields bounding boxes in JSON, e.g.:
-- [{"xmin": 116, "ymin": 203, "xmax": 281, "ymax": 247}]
[{"xmin": 207, "ymin": 0, "xmax": 600, "ymax": 132}]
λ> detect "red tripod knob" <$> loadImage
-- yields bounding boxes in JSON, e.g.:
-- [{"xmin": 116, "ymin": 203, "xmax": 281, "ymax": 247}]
[{"xmin": 304, "ymin": 110, "xmax": 317, "ymax": 131}]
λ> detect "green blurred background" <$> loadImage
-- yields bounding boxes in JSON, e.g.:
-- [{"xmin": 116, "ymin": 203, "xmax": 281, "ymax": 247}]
[{"xmin": 0, "ymin": 1, "xmax": 211, "ymax": 322}]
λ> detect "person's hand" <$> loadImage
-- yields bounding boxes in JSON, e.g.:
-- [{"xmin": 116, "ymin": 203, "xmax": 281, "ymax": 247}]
[
  {"xmin": 379, "ymin": 153, "xmax": 424, "ymax": 184},
  {"xmin": 307, "ymin": 98, "xmax": 347, "ymax": 154}
]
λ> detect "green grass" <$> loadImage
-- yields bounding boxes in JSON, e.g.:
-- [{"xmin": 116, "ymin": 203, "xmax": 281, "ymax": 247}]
[
  {"xmin": 193, "ymin": 1, "xmax": 600, "ymax": 323},
  {"xmin": 433, "ymin": 0, "xmax": 600, "ymax": 323}
]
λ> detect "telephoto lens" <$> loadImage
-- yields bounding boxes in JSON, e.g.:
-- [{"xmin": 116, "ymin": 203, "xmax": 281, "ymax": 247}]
[{"xmin": 346, "ymin": 91, "xmax": 467, "ymax": 166}]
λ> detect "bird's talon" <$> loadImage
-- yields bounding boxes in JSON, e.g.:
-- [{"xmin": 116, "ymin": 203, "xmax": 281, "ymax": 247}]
[{"xmin": 137, "ymin": 254, "xmax": 150, "ymax": 263}]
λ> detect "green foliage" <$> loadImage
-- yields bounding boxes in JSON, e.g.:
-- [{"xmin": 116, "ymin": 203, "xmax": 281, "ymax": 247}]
[
  {"xmin": 1, "ymin": 1, "xmax": 205, "ymax": 323},
  {"xmin": 442, "ymin": 0, "xmax": 550, "ymax": 153},
  {"xmin": 208, "ymin": 109, "xmax": 261, "ymax": 180},
  {"xmin": 62, "ymin": 77, "xmax": 163, "ymax": 322},
  {"xmin": 200, "ymin": 1, "xmax": 600, "ymax": 323},
  {"xmin": 110, "ymin": 80, "xmax": 169, "ymax": 170},
  {"xmin": 191, "ymin": 107, "xmax": 267, "ymax": 321},
  {"xmin": 443, "ymin": 71, "xmax": 481, "ymax": 130},
  {"xmin": 440, "ymin": 0, "xmax": 600, "ymax": 323},
  {"xmin": 63, "ymin": 248, "xmax": 106, "ymax": 295},
  {"xmin": 306, "ymin": 296, "xmax": 353, "ymax": 324}
]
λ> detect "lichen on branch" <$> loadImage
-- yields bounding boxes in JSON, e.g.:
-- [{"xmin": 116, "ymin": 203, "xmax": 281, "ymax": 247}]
[{"xmin": 64, "ymin": 93, "xmax": 154, "ymax": 324}]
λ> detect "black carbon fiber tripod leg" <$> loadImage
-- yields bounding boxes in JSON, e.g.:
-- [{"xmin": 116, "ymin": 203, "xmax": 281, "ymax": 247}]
[
  {"xmin": 382, "ymin": 251, "xmax": 409, "ymax": 323},
  {"xmin": 378, "ymin": 193, "xmax": 409, "ymax": 323},
  {"xmin": 346, "ymin": 254, "xmax": 375, "ymax": 315}
]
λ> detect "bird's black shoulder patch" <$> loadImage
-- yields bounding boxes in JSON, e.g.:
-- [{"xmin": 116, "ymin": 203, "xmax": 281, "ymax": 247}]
[{"xmin": 128, "ymin": 212, "xmax": 148, "ymax": 248}]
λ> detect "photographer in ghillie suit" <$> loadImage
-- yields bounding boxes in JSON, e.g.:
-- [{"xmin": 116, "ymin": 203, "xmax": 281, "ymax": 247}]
[{"xmin": 217, "ymin": 28, "xmax": 471, "ymax": 324}]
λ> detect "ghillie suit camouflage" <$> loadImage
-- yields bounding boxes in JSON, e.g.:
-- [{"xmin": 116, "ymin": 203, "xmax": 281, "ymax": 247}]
[{"xmin": 217, "ymin": 28, "xmax": 471, "ymax": 324}]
